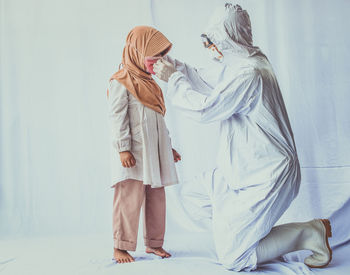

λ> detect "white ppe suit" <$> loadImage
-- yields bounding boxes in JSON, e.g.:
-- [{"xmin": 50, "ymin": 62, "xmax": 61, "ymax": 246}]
[{"xmin": 164, "ymin": 4, "xmax": 301, "ymax": 271}]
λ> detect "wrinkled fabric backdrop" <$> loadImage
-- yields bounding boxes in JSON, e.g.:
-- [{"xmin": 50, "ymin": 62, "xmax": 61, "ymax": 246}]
[{"xmin": 1, "ymin": 0, "xmax": 349, "ymax": 251}]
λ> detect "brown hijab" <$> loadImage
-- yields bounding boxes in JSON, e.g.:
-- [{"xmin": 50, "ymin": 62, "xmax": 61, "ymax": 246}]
[{"xmin": 110, "ymin": 26, "xmax": 172, "ymax": 116}]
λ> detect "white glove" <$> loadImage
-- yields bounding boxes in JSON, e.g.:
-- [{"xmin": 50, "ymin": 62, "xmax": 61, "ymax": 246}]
[
  {"xmin": 162, "ymin": 54, "xmax": 175, "ymax": 65},
  {"xmin": 153, "ymin": 59, "xmax": 177, "ymax": 82}
]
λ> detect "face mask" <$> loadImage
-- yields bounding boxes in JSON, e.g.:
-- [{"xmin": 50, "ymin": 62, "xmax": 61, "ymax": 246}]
[
  {"xmin": 207, "ymin": 45, "xmax": 223, "ymax": 61},
  {"xmin": 201, "ymin": 34, "xmax": 223, "ymax": 61},
  {"xmin": 144, "ymin": 56, "xmax": 161, "ymax": 75}
]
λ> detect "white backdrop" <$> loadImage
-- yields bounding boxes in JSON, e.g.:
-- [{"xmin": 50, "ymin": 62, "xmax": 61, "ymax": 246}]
[{"xmin": 1, "ymin": 0, "xmax": 350, "ymax": 251}]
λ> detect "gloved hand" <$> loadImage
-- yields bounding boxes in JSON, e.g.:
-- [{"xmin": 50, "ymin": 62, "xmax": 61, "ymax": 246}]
[
  {"xmin": 153, "ymin": 59, "xmax": 177, "ymax": 82},
  {"xmin": 162, "ymin": 54, "xmax": 175, "ymax": 65}
]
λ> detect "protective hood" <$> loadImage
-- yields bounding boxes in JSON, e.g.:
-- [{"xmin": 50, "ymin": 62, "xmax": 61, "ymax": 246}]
[{"xmin": 204, "ymin": 3, "xmax": 261, "ymax": 58}]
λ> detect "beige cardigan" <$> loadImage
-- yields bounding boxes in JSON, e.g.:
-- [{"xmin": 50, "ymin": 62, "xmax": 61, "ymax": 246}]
[{"xmin": 108, "ymin": 79, "xmax": 178, "ymax": 188}]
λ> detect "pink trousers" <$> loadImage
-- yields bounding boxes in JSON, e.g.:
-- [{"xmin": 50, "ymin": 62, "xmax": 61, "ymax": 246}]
[{"xmin": 113, "ymin": 180, "xmax": 166, "ymax": 251}]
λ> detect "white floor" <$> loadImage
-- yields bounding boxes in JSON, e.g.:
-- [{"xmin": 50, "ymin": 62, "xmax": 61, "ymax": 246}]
[{"xmin": 1, "ymin": 233, "xmax": 349, "ymax": 275}]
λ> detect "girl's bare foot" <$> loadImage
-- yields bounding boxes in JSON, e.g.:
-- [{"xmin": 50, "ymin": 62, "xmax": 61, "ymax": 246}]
[
  {"xmin": 113, "ymin": 248, "xmax": 135, "ymax": 263},
  {"xmin": 145, "ymin": 247, "xmax": 171, "ymax": 258}
]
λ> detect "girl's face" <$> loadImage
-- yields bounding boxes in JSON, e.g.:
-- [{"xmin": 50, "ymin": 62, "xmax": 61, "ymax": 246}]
[
  {"xmin": 144, "ymin": 48, "xmax": 169, "ymax": 74},
  {"xmin": 144, "ymin": 56, "xmax": 162, "ymax": 74}
]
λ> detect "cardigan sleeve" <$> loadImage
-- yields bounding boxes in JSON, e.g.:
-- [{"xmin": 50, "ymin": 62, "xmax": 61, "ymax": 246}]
[{"xmin": 108, "ymin": 79, "xmax": 131, "ymax": 152}]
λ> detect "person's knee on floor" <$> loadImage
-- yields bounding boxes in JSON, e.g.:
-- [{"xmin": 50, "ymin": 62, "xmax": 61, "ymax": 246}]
[{"xmin": 256, "ymin": 219, "xmax": 332, "ymax": 268}]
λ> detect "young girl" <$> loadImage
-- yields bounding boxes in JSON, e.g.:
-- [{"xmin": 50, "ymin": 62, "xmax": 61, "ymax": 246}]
[{"xmin": 107, "ymin": 26, "xmax": 180, "ymax": 264}]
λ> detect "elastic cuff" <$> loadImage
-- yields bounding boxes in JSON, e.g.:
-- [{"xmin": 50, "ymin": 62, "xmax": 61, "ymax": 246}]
[
  {"xmin": 144, "ymin": 238, "xmax": 164, "ymax": 248},
  {"xmin": 168, "ymin": 71, "xmax": 184, "ymax": 83},
  {"xmin": 114, "ymin": 239, "xmax": 137, "ymax": 251}
]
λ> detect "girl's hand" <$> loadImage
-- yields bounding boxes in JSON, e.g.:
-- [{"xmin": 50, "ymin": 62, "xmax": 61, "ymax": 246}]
[
  {"xmin": 119, "ymin": 151, "xmax": 136, "ymax": 168},
  {"xmin": 172, "ymin": 149, "xmax": 181, "ymax": 163}
]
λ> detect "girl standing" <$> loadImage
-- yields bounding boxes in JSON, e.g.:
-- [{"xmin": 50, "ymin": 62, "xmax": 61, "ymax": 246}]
[{"xmin": 107, "ymin": 26, "xmax": 180, "ymax": 264}]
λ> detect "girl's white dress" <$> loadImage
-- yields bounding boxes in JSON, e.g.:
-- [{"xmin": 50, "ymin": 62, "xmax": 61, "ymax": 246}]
[{"xmin": 108, "ymin": 79, "xmax": 178, "ymax": 188}]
